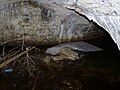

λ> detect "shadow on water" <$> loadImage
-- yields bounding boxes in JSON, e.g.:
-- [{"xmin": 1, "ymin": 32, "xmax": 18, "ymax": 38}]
[{"xmin": 0, "ymin": 26, "xmax": 120, "ymax": 90}]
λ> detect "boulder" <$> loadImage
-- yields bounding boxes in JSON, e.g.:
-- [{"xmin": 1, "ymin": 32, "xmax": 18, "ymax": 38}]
[{"xmin": 0, "ymin": 0, "xmax": 105, "ymax": 45}]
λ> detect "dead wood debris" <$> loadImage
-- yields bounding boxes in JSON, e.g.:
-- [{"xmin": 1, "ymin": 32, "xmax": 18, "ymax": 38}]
[
  {"xmin": 0, "ymin": 46, "xmax": 35, "ymax": 69},
  {"xmin": 0, "ymin": 38, "xmax": 43, "ymax": 76}
]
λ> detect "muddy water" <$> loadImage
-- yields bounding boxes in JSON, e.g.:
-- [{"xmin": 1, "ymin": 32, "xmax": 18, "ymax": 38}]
[{"xmin": 0, "ymin": 35, "xmax": 120, "ymax": 90}]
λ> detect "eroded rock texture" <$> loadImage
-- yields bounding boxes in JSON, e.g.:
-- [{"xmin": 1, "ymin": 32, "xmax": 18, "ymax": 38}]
[{"xmin": 0, "ymin": 0, "xmax": 105, "ymax": 45}]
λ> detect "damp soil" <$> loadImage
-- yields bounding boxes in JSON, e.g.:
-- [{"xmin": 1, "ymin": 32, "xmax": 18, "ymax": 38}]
[{"xmin": 0, "ymin": 35, "xmax": 120, "ymax": 90}]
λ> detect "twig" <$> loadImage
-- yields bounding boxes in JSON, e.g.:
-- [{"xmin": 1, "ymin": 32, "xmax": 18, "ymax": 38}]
[
  {"xmin": 9, "ymin": 45, "xmax": 21, "ymax": 53},
  {"xmin": 30, "ymin": 55, "xmax": 41, "ymax": 60},
  {"xmin": 26, "ymin": 48, "xmax": 36, "ymax": 75},
  {"xmin": 0, "ymin": 46, "xmax": 35, "ymax": 69},
  {"xmin": 1, "ymin": 48, "xmax": 22, "ymax": 61},
  {"xmin": 26, "ymin": 47, "xmax": 30, "ymax": 69},
  {"xmin": 2, "ymin": 44, "xmax": 6, "ymax": 57},
  {"xmin": 22, "ymin": 36, "xmax": 25, "ymax": 51},
  {"xmin": 0, "ymin": 38, "xmax": 22, "ymax": 45}
]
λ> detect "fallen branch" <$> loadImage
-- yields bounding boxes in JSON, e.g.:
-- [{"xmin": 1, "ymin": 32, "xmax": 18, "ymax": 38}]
[{"xmin": 0, "ymin": 46, "xmax": 35, "ymax": 69}]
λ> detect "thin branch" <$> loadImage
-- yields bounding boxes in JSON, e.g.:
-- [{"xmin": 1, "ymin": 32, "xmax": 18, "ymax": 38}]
[
  {"xmin": 0, "ymin": 46, "xmax": 35, "ymax": 69},
  {"xmin": 0, "ymin": 38, "xmax": 22, "ymax": 45},
  {"xmin": 9, "ymin": 45, "xmax": 21, "ymax": 53},
  {"xmin": 2, "ymin": 44, "xmax": 6, "ymax": 57},
  {"xmin": 22, "ymin": 36, "xmax": 25, "ymax": 51},
  {"xmin": 1, "ymin": 48, "xmax": 22, "ymax": 61}
]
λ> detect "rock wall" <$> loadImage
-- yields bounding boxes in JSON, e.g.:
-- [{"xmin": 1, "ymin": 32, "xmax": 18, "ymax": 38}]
[
  {"xmin": 0, "ymin": 0, "xmax": 105, "ymax": 45},
  {"xmin": 63, "ymin": 0, "xmax": 120, "ymax": 50}
]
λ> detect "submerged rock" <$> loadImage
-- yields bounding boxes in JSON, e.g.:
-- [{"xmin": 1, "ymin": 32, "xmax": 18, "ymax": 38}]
[
  {"xmin": 43, "ymin": 42, "xmax": 102, "ymax": 64},
  {"xmin": 43, "ymin": 47, "xmax": 83, "ymax": 65},
  {"xmin": 0, "ymin": 0, "xmax": 105, "ymax": 45},
  {"xmin": 45, "ymin": 47, "xmax": 80, "ymax": 61},
  {"xmin": 46, "ymin": 42, "xmax": 102, "ymax": 55}
]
